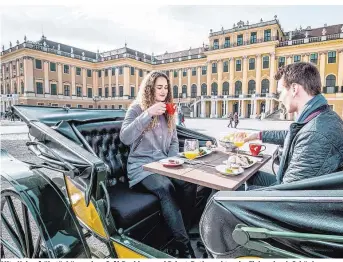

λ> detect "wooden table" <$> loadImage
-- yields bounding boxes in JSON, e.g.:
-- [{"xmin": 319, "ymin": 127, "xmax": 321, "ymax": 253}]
[{"xmin": 143, "ymin": 149, "xmax": 271, "ymax": 191}]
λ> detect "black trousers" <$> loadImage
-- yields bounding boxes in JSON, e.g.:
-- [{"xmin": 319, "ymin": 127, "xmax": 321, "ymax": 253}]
[{"xmin": 134, "ymin": 174, "xmax": 197, "ymax": 250}]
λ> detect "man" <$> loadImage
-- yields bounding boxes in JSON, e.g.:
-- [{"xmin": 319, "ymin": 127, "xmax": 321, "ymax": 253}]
[
  {"xmin": 227, "ymin": 112, "xmax": 234, "ymax": 128},
  {"xmin": 234, "ymin": 112, "xmax": 239, "ymax": 128},
  {"xmin": 244, "ymin": 62, "xmax": 343, "ymax": 189}
]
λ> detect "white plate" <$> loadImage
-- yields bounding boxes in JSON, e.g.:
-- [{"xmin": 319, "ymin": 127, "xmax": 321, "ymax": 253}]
[
  {"xmin": 159, "ymin": 158, "xmax": 184, "ymax": 167},
  {"xmin": 215, "ymin": 165, "xmax": 244, "ymax": 176},
  {"xmin": 178, "ymin": 147, "xmax": 212, "ymax": 159},
  {"xmin": 222, "ymin": 158, "xmax": 257, "ymax": 169}
]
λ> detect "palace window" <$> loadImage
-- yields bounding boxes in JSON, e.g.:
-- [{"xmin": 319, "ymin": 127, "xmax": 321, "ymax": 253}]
[
  {"xmin": 236, "ymin": 60, "xmax": 242, "ymax": 71},
  {"xmin": 223, "ymin": 61, "xmax": 229, "ymax": 72},
  {"xmin": 64, "ymin": 65, "xmax": 70, "ymax": 74},
  {"xmin": 111, "ymin": 67, "xmax": 115, "ymax": 76},
  {"xmin": 51, "ymin": 83, "xmax": 57, "ymax": 95},
  {"xmin": 20, "ymin": 82, "xmax": 24, "ymax": 94},
  {"xmin": 105, "ymin": 87, "xmax": 109, "ymax": 98},
  {"xmin": 250, "ymin": 32, "xmax": 257, "ymax": 44},
  {"xmin": 212, "ymin": 63, "xmax": 217, "ymax": 74},
  {"xmin": 64, "ymin": 85, "xmax": 70, "ymax": 96},
  {"xmin": 119, "ymin": 67, "xmax": 123, "ymax": 75},
  {"xmin": 98, "ymin": 70, "xmax": 101, "ymax": 78},
  {"xmin": 76, "ymin": 67, "xmax": 81, "ymax": 76},
  {"xmin": 213, "ymin": 39, "xmax": 219, "ymax": 49},
  {"xmin": 77, "ymin": 105, "xmax": 83, "ymax": 108},
  {"xmin": 105, "ymin": 70, "xmax": 108, "ymax": 77},
  {"xmin": 211, "ymin": 82, "xmax": 218, "ymax": 95},
  {"xmin": 192, "ymin": 67, "xmax": 196, "ymax": 76},
  {"xmin": 325, "ymin": 74, "xmax": 336, "ymax": 87},
  {"xmin": 139, "ymin": 69, "xmax": 143, "ymax": 77},
  {"xmin": 98, "ymin": 88, "xmax": 102, "ymax": 97},
  {"xmin": 249, "ymin": 58, "xmax": 255, "ymax": 70},
  {"xmin": 328, "ymin": 51, "xmax": 336, "ymax": 63},
  {"xmin": 87, "ymin": 88, "xmax": 92, "ymax": 98},
  {"xmin": 50, "ymin": 62, "xmax": 56, "ymax": 72},
  {"xmin": 278, "ymin": 57, "xmax": 285, "ymax": 68},
  {"xmin": 223, "ymin": 82, "xmax": 229, "ymax": 95},
  {"xmin": 87, "ymin": 69, "xmax": 92, "ymax": 77},
  {"xmin": 294, "ymin": 55, "xmax": 301, "ymax": 62},
  {"xmin": 264, "ymin": 29, "xmax": 271, "ymax": 42},
  {"xmin": 248, "ymin": 80, "xmax": 256, "ymax": 94},
  {"xmin": 77, "ymin": 86, "xmax": 82, "ymax": 97},
  {"xmin": 174, "ymin": 70, "xmax": 178, "ymax": 77},
  {"xmin": 112, "ymin": 86, "xmax": 116, "ymax": 97},
  {"xmin": 173, "ymin": 86, "xmax": 178, "ymax": 98},
  {"xmin": 131, "ymin": 67, "xmax": 135, "ymax": 75},
  {"xmin": 182, "ymin": 85, "xmax": 187, "ymax": 97},
  {"xmin": 131, "ymin": 86, "xmax": 135, "ymax": 97},
  {"xmin": 237, "ymin": 34, "xmax": 243, "ymax": 46},
  {"xmin": 183, "ymin": 69, "xmax": 187, "ymax": 77},
  {"xmin": 36, "ymin": 82, "xmax": 43, "ymax": 94},
  {"xmin": 191, "ymin": 84, "xmax": 197, "ymax": 98},
  {"xmin": 310, "ymin": 53, "xmax": 318, "ymax": 64},
  {"xmin": 263, "ymin": 56, "xmax": 269, "ymax": 69},
  {"xmin": 119, "ymin": 86, "xmax": 123, "ymax": 97},
  {"xmin": 89, "ymin": 105, "xmax": 93, "ymax": 108},
  {"xmin": 202, "ymin": 66, "xmax": 207, "ymax": 75},
  {"xmin": 35, "ymin": 59, "xmax": 42, "ymax": 69},
  {"xmin": 201, "ymin": 84, "xmax": 207, "ymax": 95},
  {"xmin": 224, "ymin": 37, "xmax": 230, "ymax": 48}
]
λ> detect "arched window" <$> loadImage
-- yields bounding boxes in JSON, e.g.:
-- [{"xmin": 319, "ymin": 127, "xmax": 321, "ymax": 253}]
[
  {"xmin": 248, "ymin": 80, "xmax": 256, "ymax": 94},
  {"xmin": 191, "ymin": 84, "xmax": 197, "ymax": 98},
  {"xmin": 201, "ymin": 83, "xmax": 207, "ymax": 95},
  {"xmin": 222, "ymin": 82, "xmax": 229, "ymax": 95},
  {"xmin": 325, "ymin": 74, "xmax": 336, "ymax": 87},
  {"xmin": 173, "ymin": 85, "xmax": 178, "ymax": 98},
  {"xmin": 261, "ymin": 79, "xmax": 270, "ymax": 94},
  {"xmin": 211, "ymin": 82, "xmax": 218, "ymax": 95},
  {"xmin": 182, "ymin": 85, "xmax": 187, "ymax": 98},
  {"xmin": 235, "ymin": 81, "xmax": 242, "ymax": 95}
]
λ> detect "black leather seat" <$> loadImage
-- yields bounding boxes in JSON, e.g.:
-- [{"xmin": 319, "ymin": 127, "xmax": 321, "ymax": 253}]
[{"xmin": 77, "ymin": 121, "xmax": 160, "ymax": 230}]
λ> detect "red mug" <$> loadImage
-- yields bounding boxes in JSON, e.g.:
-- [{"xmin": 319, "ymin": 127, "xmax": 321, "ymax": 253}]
[
  {"xmin": 249, "ymin": 143, "xmax": 266, "ymax": 156},
  {"xmin": 166, "ymin": 103, "xmax": 176, "ymax": 115}
]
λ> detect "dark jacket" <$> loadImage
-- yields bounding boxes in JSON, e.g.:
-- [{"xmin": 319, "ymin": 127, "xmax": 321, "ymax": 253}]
[{"xmin": 262, "ymin": 107, "xmax": 343, "ymax": 184}]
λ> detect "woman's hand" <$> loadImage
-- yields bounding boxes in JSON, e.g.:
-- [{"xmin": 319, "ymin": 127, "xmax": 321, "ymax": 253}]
[
  {"xmin": 244, "ymin": 132, "xmax": 260, "ymax": 143},
  {"xmin": 147, "ymin": 102, "xmax": 166, "ymax": 116}
]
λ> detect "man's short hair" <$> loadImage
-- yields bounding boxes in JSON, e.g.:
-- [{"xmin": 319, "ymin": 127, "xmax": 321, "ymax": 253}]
[{"xmin": 275, "ymin": 62, "xmax": 322, "ymax": 96}]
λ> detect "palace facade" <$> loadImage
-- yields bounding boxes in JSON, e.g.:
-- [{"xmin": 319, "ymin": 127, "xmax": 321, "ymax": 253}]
[{"xmin": 1, "ymin": 17, "xmax": 343, "ymax": 120}]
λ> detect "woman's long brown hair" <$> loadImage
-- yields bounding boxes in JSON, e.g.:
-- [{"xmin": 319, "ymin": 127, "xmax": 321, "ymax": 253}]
[{"xmin": 132, "ymin": 71, "xmax": 175, "ymax": 131}]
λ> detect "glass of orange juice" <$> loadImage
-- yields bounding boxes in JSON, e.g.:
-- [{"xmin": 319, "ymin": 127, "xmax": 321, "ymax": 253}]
[
  {"xmin": 184, "ymin": 139, "xmax": 199, "ymax": 161},
  {"xmin": 233, "ymin": 132, "xmax": 246, "ymax": 156}
]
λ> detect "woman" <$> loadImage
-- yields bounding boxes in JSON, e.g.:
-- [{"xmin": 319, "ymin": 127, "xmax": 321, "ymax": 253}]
[{"xmin": 120, "ymin": 71, "xmax": 196, "ymax": 258}]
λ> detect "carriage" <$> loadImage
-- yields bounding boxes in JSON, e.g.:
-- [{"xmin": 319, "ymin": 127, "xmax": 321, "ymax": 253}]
[{"xmin": 1, "ymin": 105, "xmax": 343, "ymax": 259}]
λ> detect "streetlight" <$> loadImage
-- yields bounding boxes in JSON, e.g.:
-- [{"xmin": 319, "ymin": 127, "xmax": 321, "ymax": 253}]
[{"xmin": 93, "ymin": 95, "xmax": 100, "ymax": 108}]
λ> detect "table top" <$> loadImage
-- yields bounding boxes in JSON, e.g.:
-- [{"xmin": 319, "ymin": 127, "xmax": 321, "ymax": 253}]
[{"xmin": 143, "ymin": 149, "xmax": 271, "ymax": 191}]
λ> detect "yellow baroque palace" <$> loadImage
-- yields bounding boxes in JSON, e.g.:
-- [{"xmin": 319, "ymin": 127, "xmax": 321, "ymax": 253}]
[{"xmin": 1, "ymin": 17, "xmax": 343, "ymax": 120}]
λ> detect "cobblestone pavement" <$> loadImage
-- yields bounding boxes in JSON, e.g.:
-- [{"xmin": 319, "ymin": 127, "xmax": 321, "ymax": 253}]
[{"xmin": 0, "ymin": 118, "xmax": 291, "ymax": 258}]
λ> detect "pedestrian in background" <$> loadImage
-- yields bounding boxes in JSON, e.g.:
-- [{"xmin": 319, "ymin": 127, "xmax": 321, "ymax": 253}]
[
  {"xmin": 227, "ymin": 112, "xmax": 233, "ymax": 128},
  {"xmin": 234, "ymin": 112, "xmax": 239, "ymax": 128}
]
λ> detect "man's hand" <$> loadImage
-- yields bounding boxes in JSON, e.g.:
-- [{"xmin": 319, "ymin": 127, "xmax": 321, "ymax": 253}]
[
  {"xmin": 147, "ymin": 102, "xmax": 166, "ymax": 116},
  {"xmin": 244, "ymin": 132, "xmax": 260, "ymax": 143}
]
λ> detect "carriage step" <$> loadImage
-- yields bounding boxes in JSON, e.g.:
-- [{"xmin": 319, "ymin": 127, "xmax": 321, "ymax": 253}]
[{"xmin": 89, "ymin": 246, "xmax": 107, "ymax": 258}]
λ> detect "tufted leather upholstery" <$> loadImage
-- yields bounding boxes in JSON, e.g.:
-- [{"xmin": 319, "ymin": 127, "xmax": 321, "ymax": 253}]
[
  {"xmin": 78, "ymin": 121, "xmax": 130, "ymax": 184},
  {"xmin": 76, "ymin": 121, "xmax": 160, "ymax": 229}
]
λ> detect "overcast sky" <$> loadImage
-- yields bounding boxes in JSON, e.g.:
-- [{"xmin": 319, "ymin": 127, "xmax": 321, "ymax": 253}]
[{"xmin": 1, "ymin": 5, "xmax": 343, "ymax": 55}]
